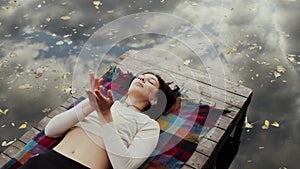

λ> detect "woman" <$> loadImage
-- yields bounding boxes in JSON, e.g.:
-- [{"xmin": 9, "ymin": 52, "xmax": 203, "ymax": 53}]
[{"xmin": 19, "ymin": 70, "xmax": 177, "ymax": 169}]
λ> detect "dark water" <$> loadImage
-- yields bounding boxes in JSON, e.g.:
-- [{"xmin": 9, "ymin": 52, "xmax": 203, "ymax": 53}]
[{"xmin": 0, "ymin": 0, "xmax": 299, "ymax": 168}]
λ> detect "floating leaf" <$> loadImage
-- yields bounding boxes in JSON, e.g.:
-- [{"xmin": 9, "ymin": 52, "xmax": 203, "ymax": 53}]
[
  {"xmin": 9, "ymin": 52, "xmax": 17, "ymax": 58},
  {"xmin": 66, "ymin": 40, "xmax": 73, "ymax": 45},
  {"xmin": 82, "ymin": 33, "xmax": 91, "ymax": 37},
  {"xmin": 277, "ymin": 66, "xmax": 286, "ymax": 73},
  {"xmin": 60, "ymin": 15, "xmax": 71, "ymax": 20},
  {"xmin": 56, "ymin": 40, "xmax": 64, "ymax": 45},
  {"xmin": 62, "ymin": 72, "xmax": 71, "ymax": 79},
  {"xmin": 287, "ymin": 57, "xmax": 296, "ymax": 63},
  {"xmin": 1, "ymin": 139, "xmax": 15, "ymax": 147},
  {"xmin": 183, "ymin": 59, "xmax": 192, "ymax": 66},
  {"xmin": 106, "ymin": 10, "xmax": 114, "ymax": 14},
  {"xmin": 244, "ymin": 117, "xmax": 253, "ymax": 129},
  {"xmin": 63, "ymin": 86, "xmax": 76, "ymax": 94},
  {"xmin": 42, "ymin": 107, "xmax": 51, "ymax": 113},
  {"xmin": 287, "ymin": 54, "xmax": 296, "ymax": 57},
  {"xmin": 18, "ymin": 122, "xmax": 27, "ymax": 129},
  {"xmin": 11, "ymin": 123, "xmax": 15, "ymax": 127},
  {"xmin": 19, "ymin": 83, "xmax": 33, "ymax": 89},
  {"xmin": 2, "ymin": 6, "xmax": 14, "ymax": 10},
  {"xmin": 271, "ymin": 121, "xmax": 280, "ymax": 127},
  {"xmin": 46, "ymin": 17, "xmax": 51, "ymax": 22},
  {"xmin": 262, "ymin": 120, "xmax": 270, "ymax": 129},
  {"xmin": 274, "ymin": 71, "xmax": 281, "ymax": 78},
  {"xmin": 4, "ymin": 34, "xmax": 12, "ymax": 38},
  {"xmin": 0, "ymin": 108, "xmax": 8, "ymax": 115},
  {"xmin": 279, "ymin": 167, "xmax": 288, "ymax": 169},
  {"xmin": 93, "ymin": 1, "xmax": 101, "ymax": 6},
  {"xmin": 226, "ymin": 48, "xmax": 233, "ymax": 54}
]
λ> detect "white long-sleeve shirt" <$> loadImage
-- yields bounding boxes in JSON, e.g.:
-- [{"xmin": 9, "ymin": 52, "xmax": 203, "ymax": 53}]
[{"xmin": 45, "ymin": 100, "xmax": 160, "ymax": 169}]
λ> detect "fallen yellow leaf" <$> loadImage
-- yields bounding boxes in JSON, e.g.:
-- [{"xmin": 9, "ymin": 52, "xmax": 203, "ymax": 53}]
[
  {"xmin": 271, "ymin": 121, "xmax": 280, "ymax": 127},
  {"xmin": 1, "ymin": 139, "xmax": 15, "ymax": 147},
  {"xmin": 0, "ymin": 108, "xmax": 8, "ymax": 115},
  {"xmin": 262, "ymin": 120, "xmax": 269, "ymax": 130},
  {"xmin": 42, "ymin": 108, "xmax": 51, "ymax": 113},
  {"xmin": 277, "ymin": 66, "xmax": 286, "ymax": 73},
  {"xmin": 19, "ymin": 83, "xmax": 33, "ymax": 89},
  {"xmin": 274, "ymin": 71, "xmax": 281, "ymax": 78},
  {"xmin": 227, "ymin": 48, "xmax": 233, "ymax": 54},
  {"xmin": 106, "ymin": 10, "xmax": 114, "ymax": 14},
  {"xmin": 18, "ymin": 122, "xmax": 27, "ymax": 129},
  {"xmin": 60, "ymin": 15, "xmax": 71, "ymax": 20},
  {"xmin": 244, "ymin": 116, "xmax": 253, "ymax": 129}
]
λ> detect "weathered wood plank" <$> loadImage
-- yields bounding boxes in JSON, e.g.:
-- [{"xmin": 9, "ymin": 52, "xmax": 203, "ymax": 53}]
[
  {"xmin": 36, "ymin": 116, "xmax": 51, "ymax": 131},
  {"xmin": 215, "ymin": 115, "xmax": 234, "ymax": 131},
  {"xmin": 19, "ymin": 128, "xmax": 40, "ymax": 144},
  {"xmin": 182, "ymin": 165, "xmax": 195, "ymax": 169},
  {"xmin": 3, "ymin": 145, "xmax": 20, "ymax": 159},
  {"xmin": 47, "ymin": 106, "xmax": 66, "ymax": 118},
  {"xmin": 196, "ymin": 137, "xmax": 217, "ymax": 157},
  {"xmin": 185, "ymin": 151, "xmax": 209, "ymax": 169},
  {"xmin": 1, "ymin": 141, "xmax": 25, "ymax": 162},
  {"xmin": 72, "ymin": 90, "xmax": 86, "ymax": 100},
  {"xmin": 204, "ymin": 127, "xmax": 225, "ymax": 143},
  {"xmin": 11, "ymin": 141, "xmax": 25, "ymax": 150},
  {"xmin": 0, "ymin": 153, "xmax": 10, "ymax": 167},
  {"xmin": 60, "ymin": 97, "xmax": 74, "ymax": 109}
]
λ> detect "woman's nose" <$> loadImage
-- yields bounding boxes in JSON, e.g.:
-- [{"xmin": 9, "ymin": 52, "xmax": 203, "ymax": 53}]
[{"xmin": 138, "ymin": 77, "xmax": 145, "ymax": 82}]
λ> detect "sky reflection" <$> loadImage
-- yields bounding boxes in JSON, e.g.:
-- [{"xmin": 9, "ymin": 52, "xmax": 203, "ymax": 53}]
[{"xmin": 0, "ymin": 0, "xmax": 299, "ymax": 168}]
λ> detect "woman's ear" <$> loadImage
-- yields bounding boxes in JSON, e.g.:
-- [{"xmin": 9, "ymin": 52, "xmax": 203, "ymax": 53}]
[
  {"xmin": 150, "ymin": 97, "xmax": 158, "ymax": 105},
  {"xmin": 149, "ymin": 91, "xmax": 158, "ymax": 105}
]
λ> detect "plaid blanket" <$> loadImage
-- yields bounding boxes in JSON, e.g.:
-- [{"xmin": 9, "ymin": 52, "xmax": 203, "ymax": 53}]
[{"xmin": 1, "ymin": 66, "xmax": 226, "ymax": 169}]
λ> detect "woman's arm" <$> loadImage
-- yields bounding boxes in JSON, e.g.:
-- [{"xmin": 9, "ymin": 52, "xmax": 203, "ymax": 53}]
[
  {"xmin": 101, "ymin": 120, "xmax": 160, "ymax": 169},
  {"xmin": 45, "ymin": 71, "xmax": 102, "ymax": 137},
  {"xmin": 44, "ymin": 98, "xmax": 94, "ymax": 138}
]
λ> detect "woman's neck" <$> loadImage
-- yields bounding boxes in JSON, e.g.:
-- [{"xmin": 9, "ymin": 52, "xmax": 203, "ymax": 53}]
[{"xmin": 123, "ymin": 96, "xmax": 147, "ymax": 112}]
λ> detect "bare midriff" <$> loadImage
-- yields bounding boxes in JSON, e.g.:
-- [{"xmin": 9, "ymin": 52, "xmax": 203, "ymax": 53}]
[{"xmin": 53, "ymin": 126, "xmax": 110, "ymax": 169}]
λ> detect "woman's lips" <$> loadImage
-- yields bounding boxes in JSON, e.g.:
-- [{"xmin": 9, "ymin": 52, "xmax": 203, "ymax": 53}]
[{"xmin": 135, "ymin": 82, "xmax": 143, "ymax": 87}]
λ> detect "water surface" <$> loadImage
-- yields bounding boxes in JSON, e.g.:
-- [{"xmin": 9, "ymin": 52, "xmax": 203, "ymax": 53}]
[{"xmin": 0, "ymin": 0, "xmax": 299, "ymax": 168}]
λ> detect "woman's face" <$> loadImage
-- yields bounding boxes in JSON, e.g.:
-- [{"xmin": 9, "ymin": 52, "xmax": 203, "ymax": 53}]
[{"xmin": 128, "ymin": 73, "xmax": 160, "ymax": 101}]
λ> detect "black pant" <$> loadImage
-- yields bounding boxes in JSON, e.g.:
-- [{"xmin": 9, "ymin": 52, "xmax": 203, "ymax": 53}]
[{"xmin": 19, "ymin": 150, "xmax": 90, "ymax": 169}]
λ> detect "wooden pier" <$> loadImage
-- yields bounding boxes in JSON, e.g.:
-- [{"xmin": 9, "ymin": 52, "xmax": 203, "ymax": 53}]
[{"xmin": 0, "ymin": 50, "xmax": 252, "ymax": 169}]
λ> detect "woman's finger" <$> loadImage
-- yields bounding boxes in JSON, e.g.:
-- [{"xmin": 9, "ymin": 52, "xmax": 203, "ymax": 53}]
[
  {"xmin": 89, "ymin": 71, "xmax": 95, "ymax": 89},
  {"xmin": 94, "ymin": 89, "xmax": 107, "ymax": 102},
  {"xmin": 98, "ymin": 85, "xmax": 104, "ymax": 94},
  {"xmin": 95, "ymin": 77, "xmax": 100, "ymax": 90},
  {"xmin": 99, "ymin": 78, "xmax": 103, "ymax": 86},
  {"xmin": 107, "ymin": 90, "xmax": 114, "ymax": 102}
]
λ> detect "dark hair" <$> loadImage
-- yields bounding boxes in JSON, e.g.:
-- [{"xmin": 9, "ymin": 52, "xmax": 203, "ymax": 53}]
[{"xmin": 141, "ymin": 72, "xmax": 178, "ymax": 115}]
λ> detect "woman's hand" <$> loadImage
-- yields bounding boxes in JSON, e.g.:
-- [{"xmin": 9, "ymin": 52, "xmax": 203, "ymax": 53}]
[
  {"xmin": 86, "ymin": 71, "xmax": 114, "ymax": 123},
  {"xmin": 89, "ymin": 71, "xmax": 101, "ymax": 91}
]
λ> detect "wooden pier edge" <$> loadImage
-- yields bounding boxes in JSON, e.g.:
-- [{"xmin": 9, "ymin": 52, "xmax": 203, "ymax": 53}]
[{"xmin": 0, "ymin": 50, "xmax": 253, "ymax": 169}]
